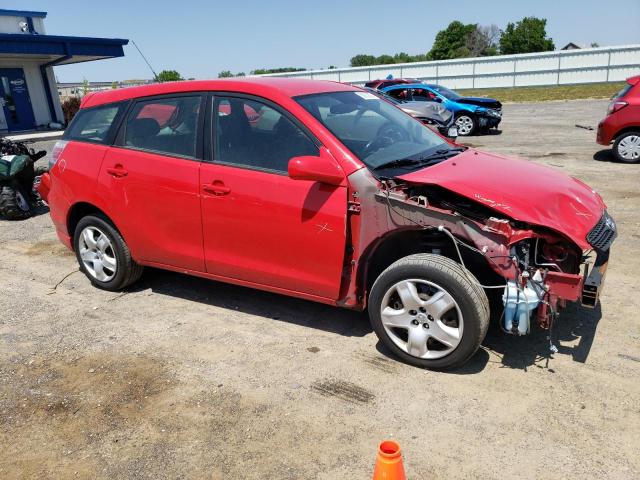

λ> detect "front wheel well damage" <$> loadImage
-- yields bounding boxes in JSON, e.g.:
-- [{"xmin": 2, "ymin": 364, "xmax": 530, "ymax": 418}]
[{"xmin": 359, "ymin": 228, "xmax": 502, "ymax": 303}]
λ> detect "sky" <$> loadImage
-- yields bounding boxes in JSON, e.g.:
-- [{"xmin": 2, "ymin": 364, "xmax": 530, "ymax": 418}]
[{"xmin": 22, "ymin": 0, "xmax": 640, "ymax": 82}]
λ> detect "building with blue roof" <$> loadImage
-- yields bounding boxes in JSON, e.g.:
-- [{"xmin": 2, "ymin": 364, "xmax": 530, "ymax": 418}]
[{"xmin": 0, "ymin": 8, "xmax": 128, "ymax": 132}]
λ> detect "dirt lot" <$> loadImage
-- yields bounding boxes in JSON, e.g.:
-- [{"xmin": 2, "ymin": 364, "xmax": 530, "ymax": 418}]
[{"xmin": 1, "ymin": 99, "xmax": 639, "ymax": 479}]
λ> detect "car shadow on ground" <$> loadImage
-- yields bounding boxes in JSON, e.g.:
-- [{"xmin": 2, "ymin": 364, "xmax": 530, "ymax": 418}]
[
  {"xmin": 593, "ymin": 149, "xmax": 618, "ymax": 163},
  {"xmin": 133, "ymin": 269, "xmax": 602, "ymax": 374},
  {"xmin": 136, "ymin": 268, "xmax": 372, "ymax": 338},
  {"xmin": 467, "ymin": 302, "xmax": 603, "ymax": 373}
]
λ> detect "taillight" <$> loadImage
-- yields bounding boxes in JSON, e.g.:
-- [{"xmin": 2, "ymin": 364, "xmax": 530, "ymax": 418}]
[
  {"xmin": 607, "ymin": 101, "xmax": 628, "ymax": 115},
  {"xmin": 49, "ymin": 140, "xmax": 68, "ymax": 170}
]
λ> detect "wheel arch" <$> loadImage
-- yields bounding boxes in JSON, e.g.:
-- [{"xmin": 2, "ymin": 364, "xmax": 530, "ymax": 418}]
[
  {"xmin": 67, "ymin": 202, "xmax": 125, "ymax": 250},
  {"xmin": 356, "ymin": 227, "xmax": 502, "ymax": 305},
  {"xmin": 614, "ymin": 126, "xmax": 640, "ymax": 140}
]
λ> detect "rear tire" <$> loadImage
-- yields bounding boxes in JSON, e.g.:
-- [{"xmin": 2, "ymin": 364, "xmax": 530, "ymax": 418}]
[
  {"xmin": 368, "ymin": 254, "xmax": 489, "ymax": 370},
  {"xmin": 0, "ymin": 183, "xmax": 33, "ymax": 220},
  {"xmin": 613, "ymin": 131, "xmax": 640, "ymax": 163},
  {"xmin": 73, "ymin": 214, "xmax": 144, "ymax": 291}
]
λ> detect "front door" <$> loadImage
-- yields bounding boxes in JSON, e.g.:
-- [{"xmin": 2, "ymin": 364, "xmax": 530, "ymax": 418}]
[
  {"xmin": 0, "ymin": 68, "xmax": 36, "ymax": 132},
  {"xmin": 200, "ymin": 95, "xmax": 348, "ymax": 300}
]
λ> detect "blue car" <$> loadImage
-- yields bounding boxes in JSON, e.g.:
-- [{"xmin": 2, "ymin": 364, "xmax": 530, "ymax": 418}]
[{"xmin": 380, "ymin": 83, "xmax": 502, "ymax": 136}]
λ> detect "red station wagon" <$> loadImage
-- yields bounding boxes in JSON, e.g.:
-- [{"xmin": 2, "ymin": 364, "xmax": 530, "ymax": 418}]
[{"xmin": 39, "ymin": 78, "xmax": 616, "ymax": 369}]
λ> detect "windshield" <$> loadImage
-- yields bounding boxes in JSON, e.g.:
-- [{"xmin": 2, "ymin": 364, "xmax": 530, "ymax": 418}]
[
  {"xmin": 295, "ymin": 91, "xmax": 450, "ymax": 171},
  {"xmin": 427, "ymin": 85, "xmax": 461, "ymax": 100},
  {"xmin": 368, "ymin": 88, "xmax": 401, "ymax": 105}
]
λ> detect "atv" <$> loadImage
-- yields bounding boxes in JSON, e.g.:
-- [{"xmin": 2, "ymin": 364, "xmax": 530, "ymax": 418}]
[{"xmin": 0, "ymin": 137, "xmax": 47, "ymax": 220}]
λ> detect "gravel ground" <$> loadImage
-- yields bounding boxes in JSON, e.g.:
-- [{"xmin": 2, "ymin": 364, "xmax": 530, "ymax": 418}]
[{"xmin": 1, "ymin": 99, "xmax": 639, "ymax": 479}]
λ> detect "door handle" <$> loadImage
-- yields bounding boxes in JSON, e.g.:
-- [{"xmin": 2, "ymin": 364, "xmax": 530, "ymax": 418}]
[
  {"xmin": 203, "ymin": 181, "xmax": 231, "ymax": 196},
  {"xmin": 106, "ymin": 165, "xmax": 128, "ymax": 178}
]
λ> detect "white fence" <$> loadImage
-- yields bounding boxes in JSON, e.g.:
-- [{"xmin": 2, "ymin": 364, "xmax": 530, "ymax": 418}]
[{"xmin": 263, "ymin": 45, "xmax": 640, "ymax": 89}]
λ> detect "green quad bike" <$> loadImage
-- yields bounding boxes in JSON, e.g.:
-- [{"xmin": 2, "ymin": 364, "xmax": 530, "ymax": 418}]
[{"xmin": 0, "ymin": 137, "xmax": 47, "ymax": 220}]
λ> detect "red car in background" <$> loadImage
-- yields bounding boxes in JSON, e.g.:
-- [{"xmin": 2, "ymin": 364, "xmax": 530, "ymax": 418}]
[{"xmin": 597, "ymin": 75, "xmax": 640, "ymax": 163}]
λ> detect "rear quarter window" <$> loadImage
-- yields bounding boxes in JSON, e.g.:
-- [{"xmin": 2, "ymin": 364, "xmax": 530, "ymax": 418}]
[
  {"xmin": 64, "ymin": 102, "xmax": 125, "ymax": 144},
  {"xmin": 614, "ymin": 83, "xmax": 633, "ymax": 99}
]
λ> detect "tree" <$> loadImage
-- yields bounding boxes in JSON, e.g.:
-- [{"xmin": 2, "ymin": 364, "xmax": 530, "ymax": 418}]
[
  {"xmin": 155, "ymin": 70, "xmax": 183, "ymax": 82},
  {"xmin": 499, "ymin": 17, "xmax": 555, "ymax": 54},
  {"xmin": 82, "ymin": 78, "xmax": 90, "ymax": 96},
  {"xmin": 250, "ymin": 67, "xmax": 306, "ymax": 75},
  {"xmin": 235, "ymin": 72, "xmax": 246, "ymax": 77},
  {"xmin": 376, "ymin": 54, "xmax": 395, "ymax": 65},
  {"xmin": 350, "ymin": 54, "xmax": 377, "ymax": 67},
  {"xmin": 217, "ymin": 70, "xmax": 234, "ymax": 78},
  {"xmin": 465, "ymin": 25, "xmax": 500, "ymax": 57},
  {"xmin": 427, "ymin": 21, "xmax": 477, "ymax": 60}
]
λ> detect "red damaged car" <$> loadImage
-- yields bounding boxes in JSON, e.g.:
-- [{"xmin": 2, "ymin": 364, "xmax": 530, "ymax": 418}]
[
  {"xmin": 38, "ymin": 78, "xmax": 616, "ymax": 369},
  {"xmin": 597, "ymin": 75, "xmax": 640, "ymax": 162}
]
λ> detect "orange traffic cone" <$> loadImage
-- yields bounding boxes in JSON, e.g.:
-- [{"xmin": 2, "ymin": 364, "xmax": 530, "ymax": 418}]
[{"xmin": 372, "ymin": 440, "xmax": 406, "ymax": 480}]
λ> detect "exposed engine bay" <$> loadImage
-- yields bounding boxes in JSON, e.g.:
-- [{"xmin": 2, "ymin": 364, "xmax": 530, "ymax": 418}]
[{"xmin": 344, "ymin": 167, "xmax": 617, "ymax": 351}]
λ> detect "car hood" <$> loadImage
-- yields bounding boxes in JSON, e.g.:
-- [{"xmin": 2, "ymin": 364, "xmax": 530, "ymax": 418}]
[
  {"xmin": 397, "ymin": 149, "xmax": 605, "ymax": 249},
  {"xmin": 401, "ymin": 101, "xmax": 453, "ymax": 123},
  {"xmin": 456, "ymin": 97, "xmax": 502, "ymax": 109}
]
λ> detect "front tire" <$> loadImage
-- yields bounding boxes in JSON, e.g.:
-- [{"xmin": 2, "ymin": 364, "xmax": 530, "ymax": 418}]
[
  {"xmin": 613, "ymin": 131, "xmax": 640, "ymax": 163},
  {"xmin": 74, "ymin": 214, "xmax": 143, "ymax": 291},
  {"xmin": 455, "ymin": 114, "xmax": 476, "ymax": 136},
  {"xmin": 368, "ymin": 254, "xmax": 489, "ymax": 370}
]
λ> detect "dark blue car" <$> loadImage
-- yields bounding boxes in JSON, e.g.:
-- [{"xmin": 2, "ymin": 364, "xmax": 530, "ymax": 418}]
[{"xmin": 380, "ymin": 83, "xmax": 502, "ymax": 136}]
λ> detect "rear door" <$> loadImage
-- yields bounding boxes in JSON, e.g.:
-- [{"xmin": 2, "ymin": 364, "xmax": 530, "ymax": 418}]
[
  {"xmin": 96, "ymin": 94, "xmax": 206, "ymax": 271},
  {"xmin": 199, "ymin": 94, "xmax": 347, "ymax": 299}
]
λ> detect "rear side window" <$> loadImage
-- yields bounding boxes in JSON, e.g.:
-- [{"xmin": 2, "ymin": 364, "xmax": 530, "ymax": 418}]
[
  {"xmin": 65, "ymin": 103, "xmax": 124, "ymax": 144},
  {"xmin": 124, "ymin": 96, "xmax": 201, "ymax": 158},
  {"xmin": 614, "ymin": 83, "xmax": 633, "ymax": 99}
]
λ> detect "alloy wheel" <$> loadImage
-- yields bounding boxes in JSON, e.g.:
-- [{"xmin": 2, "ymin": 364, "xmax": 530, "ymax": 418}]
[
  {"xmin": 618, "ymin": 135, "xmax": 640, "ymax": 161},
  {"xmin": 78, "ymin": 226, "xmax": 117, "ymax": 282},
  {"xmin": 455, "ymin": 115, "xmax": 474, "ymax": 136},
  {"xmin": 380, "ymin": 279, "xmax": 463, "ymax": 359}
]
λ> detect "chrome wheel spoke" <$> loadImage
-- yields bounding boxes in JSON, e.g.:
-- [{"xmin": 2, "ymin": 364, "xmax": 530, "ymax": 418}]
[
  {"xmin": 425, "ymin": 290, "xmax": 455, "ymax": 320},
  {"xmin": 429, "ymin": 320, "xmax": 461, "ymax": 348},
  {"xmin": 381, "ymin": 307, "xmax": 413, "ymax": 329},
  {"xmin": 102, "ymin": 254, "xmax": 116, "ymax": 272},
  {"xmin": 395, "ymin": 280, "xmax": 423, "ymax": 311},
  {"xmin": 80, "ymin": 248, "xmax": 95, "ymax": 262},
  {"xmin": 82, "ymin": 229, "xmax": 97, "ymax": 249},
  {"xmin": 92, "ymin": 259, "xmax": 107, "ymax": 281},
  {"xmin": 96, "ymin": 234, "xmax": 109, "ymax": 253},
  {"xmin": 407, "ymin": 326, "xmax": 429, "ymax": 357}
]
